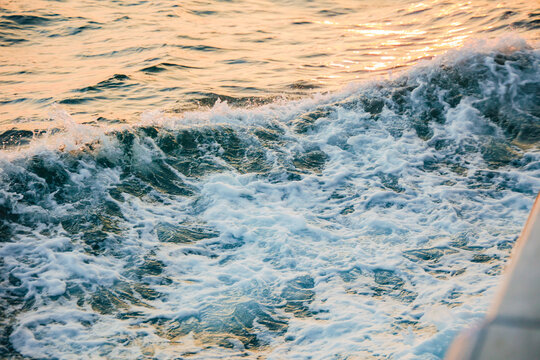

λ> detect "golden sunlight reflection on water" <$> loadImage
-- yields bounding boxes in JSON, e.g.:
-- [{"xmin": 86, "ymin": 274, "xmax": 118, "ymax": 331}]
[{"xmin": 0, "ymin": 0, "xmax": 538, "ymax": 125}]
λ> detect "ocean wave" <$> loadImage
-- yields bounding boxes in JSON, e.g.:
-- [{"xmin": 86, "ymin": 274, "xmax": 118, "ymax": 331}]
[{"xmin": 0, "ymin": 37, "xmax": 539, "ymax": 359}]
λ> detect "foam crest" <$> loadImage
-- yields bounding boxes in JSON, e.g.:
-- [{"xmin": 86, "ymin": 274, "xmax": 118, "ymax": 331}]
[{"xmin": 0, "ymin": 38, "xmax": 539, "ymax": 359}]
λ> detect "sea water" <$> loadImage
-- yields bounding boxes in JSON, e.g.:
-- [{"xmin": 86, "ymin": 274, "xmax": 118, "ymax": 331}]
[{"xmin": 0, "ymin": 0, "xmax": 539, "ymax": 359}]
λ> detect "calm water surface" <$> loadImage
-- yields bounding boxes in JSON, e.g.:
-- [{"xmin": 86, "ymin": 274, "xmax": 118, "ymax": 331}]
[{"xmin": 0, "ymin": 0, "xmax": 538, "ymax": 124}]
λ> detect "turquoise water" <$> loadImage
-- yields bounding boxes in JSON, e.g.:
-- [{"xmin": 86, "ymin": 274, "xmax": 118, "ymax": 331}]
[{"xmin": 0, "ymin": 1, "xmax": 539, "ymax": 359}]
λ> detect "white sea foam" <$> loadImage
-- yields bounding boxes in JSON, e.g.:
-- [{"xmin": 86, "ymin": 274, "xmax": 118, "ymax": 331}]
[{"xmin": 1, "ymin": 37, "xmax": 539, "ymax": 359}]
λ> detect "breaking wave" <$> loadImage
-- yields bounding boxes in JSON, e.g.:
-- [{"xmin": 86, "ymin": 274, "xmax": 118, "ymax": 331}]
[{"xmin": 1, "ymin": 37, "xmax": 539, "ymax": 359}]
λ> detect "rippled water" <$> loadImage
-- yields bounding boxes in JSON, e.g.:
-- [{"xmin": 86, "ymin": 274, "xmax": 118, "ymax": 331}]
[
  {"xmin": 0, "ymin": 0, "xmax": 539, "ymax": 125},
  {"xmin": 1, "ymin": 1, "xmax": 540, "ymax": 359}
]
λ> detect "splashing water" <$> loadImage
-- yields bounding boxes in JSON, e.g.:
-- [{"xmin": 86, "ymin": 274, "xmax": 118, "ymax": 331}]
[{"xmin": 0, "ymin": 0, "xmax": 540, "ymax": 359}]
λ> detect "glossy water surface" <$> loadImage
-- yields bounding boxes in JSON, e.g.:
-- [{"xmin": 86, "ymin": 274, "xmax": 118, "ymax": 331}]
[{"xmin": 0, "ymin": 0, "xmax": 538, "ymax": 125}]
